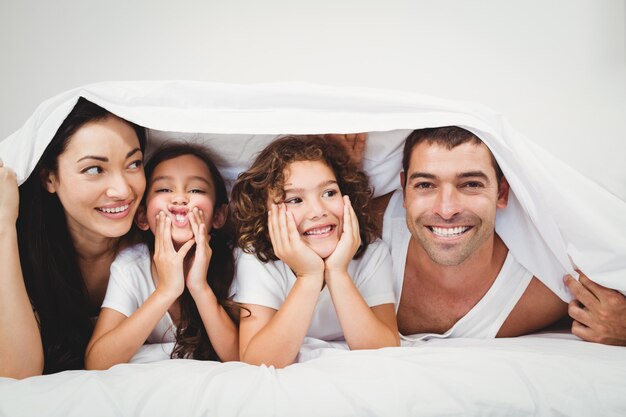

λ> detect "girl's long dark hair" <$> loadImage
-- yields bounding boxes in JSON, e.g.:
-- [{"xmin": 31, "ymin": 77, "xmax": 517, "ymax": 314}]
[
  {"xmin": 17, "ymin": 97, "xmax": 146, "ymax": 373},
  {"xmin": 142, "ymin": 143, "xmax": 235, "ymax": 361}
]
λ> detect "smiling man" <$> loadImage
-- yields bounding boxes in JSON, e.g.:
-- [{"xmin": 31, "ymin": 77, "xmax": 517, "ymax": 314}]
[{"xmin": 381, "ymin": 127, "xmax": 571, "ymax": 340}]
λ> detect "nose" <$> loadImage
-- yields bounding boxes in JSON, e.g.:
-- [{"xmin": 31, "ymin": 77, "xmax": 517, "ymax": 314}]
[
  {"xmin": 306, "ymin": 196, "xmax": 327, "ymax": 220},
  {"xmin": 105, "ymin": 171, "xmax": 132, "ymax": 200},
  {"xmin": 170, "ymin": 192, "xmax": 188, "ymax": 205},
  {"xmin": 431, "ymin": 185, "xmax": 461, "ymax": 220}
]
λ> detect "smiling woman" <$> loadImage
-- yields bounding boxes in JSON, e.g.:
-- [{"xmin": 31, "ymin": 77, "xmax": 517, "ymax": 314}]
[{"xmin": 0, "ymin": 98, "xmax": 146, "ymax": 377}]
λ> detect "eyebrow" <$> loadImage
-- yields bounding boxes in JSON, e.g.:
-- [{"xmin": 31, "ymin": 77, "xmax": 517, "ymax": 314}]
[
  {"xmin": 151, "ymin": 175, "xmax": 212, "ymax": 186},
  {"xmin": 409, "ymin": 170, "xmax": 490, "ymax": 182},
  {"xmin": 76, "ymin": 147, "xmax": 142, "ymax": 163},
  {"xmin": 284, "ymin": 179, "xmax": 338, "ymax": 193}
]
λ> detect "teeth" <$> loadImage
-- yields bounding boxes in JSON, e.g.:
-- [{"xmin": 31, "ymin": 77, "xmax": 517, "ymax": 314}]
[
  {"xmin": 175, "ymin": 214, "xmax": 186, "ymax": 223},
  {"xmin": 99, "ymin": 204, "xmax": 129, "ymax": 213},
  {"xmin": 304, "ymin": 226, "xmax": 333, "ymax": 236},
  {"xmin": 431, "ymin": 226, "xmax": 469, "ymax": 237}
]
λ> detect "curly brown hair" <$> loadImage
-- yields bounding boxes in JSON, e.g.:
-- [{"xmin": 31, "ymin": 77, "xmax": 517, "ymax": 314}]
[{"xmin": 230, "ymin": 135, "xmax": 378, "ymax": 262}]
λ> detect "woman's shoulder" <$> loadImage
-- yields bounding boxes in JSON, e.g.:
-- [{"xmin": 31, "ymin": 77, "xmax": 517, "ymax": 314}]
[{"xmin": 113, "ymin": 243, "xmax": 150, "ymax": 266}]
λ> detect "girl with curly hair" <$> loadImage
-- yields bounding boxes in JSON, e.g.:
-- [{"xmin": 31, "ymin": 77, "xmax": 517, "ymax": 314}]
[
  {"xmin": 85, "ymin": 143, "xmax": 238, "ymax": 369},
  {"xmin": 230, "ymin": 135, "xmax": 399, "ymax": 368}
]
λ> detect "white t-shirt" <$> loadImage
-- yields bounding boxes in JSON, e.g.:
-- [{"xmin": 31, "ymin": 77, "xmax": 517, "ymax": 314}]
[
  {"xmin": 382, "ymin": 189, "xmax": 533, "ymax": 341},
  {"xmin": 231, "ymin": 239, "xmax": 396, "ymax": 341},
  {"xmin": 102, "ymin": 243, "xmax": 177, "ymax": 344}
]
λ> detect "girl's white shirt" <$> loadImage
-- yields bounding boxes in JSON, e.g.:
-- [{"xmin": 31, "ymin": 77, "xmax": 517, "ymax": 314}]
[{"xmin": 231, "ymin": 239, "xmax": 396, "ymax": 341}]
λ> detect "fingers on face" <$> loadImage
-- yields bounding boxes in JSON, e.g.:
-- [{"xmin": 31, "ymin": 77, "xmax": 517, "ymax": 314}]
[
  {"xmin": 277, "ymin": 203, "xmax": 290, "ymax": 245},
  {"xmin": 155, "ymin": 212, "xmax": 165, "ymax": 251},
  {"xmin": 342, "ymin": 195, "xmax": 360, "ymax": 242},
  {"xmin": 267, "ymin": 205, "xmax": 276, "ymax": 244},
  {"xmin": 268, "ymin": 204, "xmax": 284, "ymax": 254},
  {"xmin": 285, "ymin": 207, "xmax": 300, "ymax": 241}
]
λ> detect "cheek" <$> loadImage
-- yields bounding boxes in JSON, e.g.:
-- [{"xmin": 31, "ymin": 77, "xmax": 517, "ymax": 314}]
[
  {"xmin": 191, "ymin": 196, "xmax": 216, "ymax": 222},
  {"xmin": 329, "ymin": 200, "xmax": 345, "ymax": 222},
  {"xmin": 133, "ymin": 174, "xmax": 147, "ymax": 196}
]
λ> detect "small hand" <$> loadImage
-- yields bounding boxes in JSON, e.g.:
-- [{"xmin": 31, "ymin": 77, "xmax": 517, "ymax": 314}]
[
  {"xmin": 565, "ymin": 271, "xmax": 626, "ymax": 346},
  {"xmin": 324, "ymin": 196, "xmax": 361, "ymax": 275},
  {"xmin": 324, "ymin": 133, "xmax": 367, "ymax": 167},
  {"xmin": 153, "ymin": 211, "xmax": 195, "ymax": 299},
  {"xmin": 186, "ymin": 208, "xmax": 212, "ymax": 294},
  {"xmin": 0, "ymin": 159, "xmax": 19, "ymax": 226},
  {"xmin": 268, "ymin": 203, "xmax": 324, "ymax": 278}
]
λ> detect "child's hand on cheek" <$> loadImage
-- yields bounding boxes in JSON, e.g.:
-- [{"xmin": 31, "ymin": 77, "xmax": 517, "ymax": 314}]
[
  {"xmin": 185, "ymin": 208, "xmax": 212, "ymax": 295},
  {"xmin": 268, "ymin": 203, "xmax": 324, "ymax": 280},
  {"xmin": 153, "ymin": 211, "xmax": 195, "ymax": 300},
  {"xmin": 324, "ymin": 196, "xmax": 361, "ymax": 276}
]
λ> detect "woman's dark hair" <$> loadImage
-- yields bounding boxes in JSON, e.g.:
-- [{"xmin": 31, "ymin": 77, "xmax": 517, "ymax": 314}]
[
  {"xmin": 230, "ymin": 135, "xmax": 377, "ymax": 262},
  {"xmin": 17, "ymin": 97, "xmax": 146, "ymax": 374},
  {"xmin": 141, "ymin": 143, "xmax": 235, "ymax": 361}
]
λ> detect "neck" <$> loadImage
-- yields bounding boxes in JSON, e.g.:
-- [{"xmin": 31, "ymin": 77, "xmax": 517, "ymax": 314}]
[
  {"xmin": 410, "ymin": 234, "xmax": 508, "ymax": 295},
  {"xmin": 67, "ymin": 226, "xmax": 119, "ymax": 263}
]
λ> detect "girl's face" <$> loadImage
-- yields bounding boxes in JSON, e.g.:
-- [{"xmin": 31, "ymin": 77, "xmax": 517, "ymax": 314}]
[
  {"xmin": 44, "ymin": 117, "xmax": 146, "ymax": 241},
  {"xmin": 141, "ymin": 154, "xmax": 223, "ymax": 247},
  {"xmin": 271, "ymin": 160, "xmax": 345, "ymax": 259}
]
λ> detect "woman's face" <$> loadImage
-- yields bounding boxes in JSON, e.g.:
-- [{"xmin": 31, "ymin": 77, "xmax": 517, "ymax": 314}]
[{"xmin": 44, "ymin": 116, "xmax": 146, "ymax": 241}]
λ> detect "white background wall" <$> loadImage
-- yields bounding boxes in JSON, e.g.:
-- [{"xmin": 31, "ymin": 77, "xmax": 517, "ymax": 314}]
[{"xmin": 1, "ymin": 0, "xmax": 624, "ymax": 198}]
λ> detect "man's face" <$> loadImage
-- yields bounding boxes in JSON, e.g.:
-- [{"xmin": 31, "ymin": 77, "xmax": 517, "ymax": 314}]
[{"xmin": 402, "ymin": 141, "xmax": 509, "ymax": 266}]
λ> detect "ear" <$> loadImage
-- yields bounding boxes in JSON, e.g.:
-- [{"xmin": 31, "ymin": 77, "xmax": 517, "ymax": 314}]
[
  {"xmin": 134, "ymin": 206, "xmax": 150, "ymax": 231},
  {"xmin": 211, "ymin": 204, "xmax": 228, "ymax": 230},
  {"xmin": 41, "ymin": 169, "xmax": 57, "ymax": 194},
  {"xmin": 496, "ymin": 176, "xmax": 510, "ymax": 209},
  {"xmin": 400, "ymin": 171, "xmax": 407, "ymax": 208}
]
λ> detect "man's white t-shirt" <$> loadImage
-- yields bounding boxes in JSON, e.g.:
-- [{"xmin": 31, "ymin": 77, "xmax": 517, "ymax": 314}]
[
  {"xmin": 231, "ymin": 239, "xmax": 396, "ymax": 341},
  {"xmin": 102, "ymin": 244, "xmax": 177, "ymax": 344}
]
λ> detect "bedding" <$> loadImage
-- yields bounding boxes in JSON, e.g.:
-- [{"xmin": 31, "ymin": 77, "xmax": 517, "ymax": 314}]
[
  {"xmin": 1, "ymin": 81, "xmax": 625, "ymax": 416},
  {"xmin": 1, "ymin": 335, "xmax": 625, "ymax": 416}
]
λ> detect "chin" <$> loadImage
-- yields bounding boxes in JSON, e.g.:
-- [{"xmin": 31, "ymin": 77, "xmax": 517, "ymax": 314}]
[
  {"xmin": 100, "ymin": 223, "xmax": 134, "ymax": 238},
  {"xmin": 171, "ymin": 229, "xmax": 194, "ymax": 244},
  {"xmin": 310, "ymin": 242, "xmax": 339, "ymax": 259}
]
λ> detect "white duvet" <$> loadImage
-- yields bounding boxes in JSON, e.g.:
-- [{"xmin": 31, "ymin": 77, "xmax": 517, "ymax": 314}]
[
  {"xmin": 1, "ymin": 81, "xmax": 625, "ymax": 416},
  {"xmin": 1, "ymin": 81, "xmax": 624, "ymax": 299},
  {"xmin": 1, "ymin": 335, "xmax": 625, "ymax": 417}
]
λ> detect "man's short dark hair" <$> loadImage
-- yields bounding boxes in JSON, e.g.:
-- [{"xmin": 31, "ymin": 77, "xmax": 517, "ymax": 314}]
[{"xmin": 402, "ymin": 126, "xmax": 504, "ymax": 186}]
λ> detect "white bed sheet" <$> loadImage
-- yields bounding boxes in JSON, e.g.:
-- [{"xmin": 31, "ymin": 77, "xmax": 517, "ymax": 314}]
[
  {"xmin": 1, "ymin": 81, "xmax": 624, "ymax": 300},
  {"xmin": 1, "ymin": 335, "xmax": 625, "ymax": 417}
]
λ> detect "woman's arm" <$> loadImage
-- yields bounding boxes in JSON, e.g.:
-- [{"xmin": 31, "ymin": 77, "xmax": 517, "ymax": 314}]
[
  {"xmin": 239, "ymin": 204, "xmax": 325, "ymax": 368},
  {"xmin": 85, "ymin": 290, "xmax": 179, "ymax": 369},
  {"xmin": 325, "ymin": 197, "xmax": 400, "ymax": 349},
  {"xmin": 85, "ymin": 213, "xmax": 193, "ymax": 369},
  {"xmin": 0, "ymin": 162, "xmax": 44, "ymax": 378}
]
